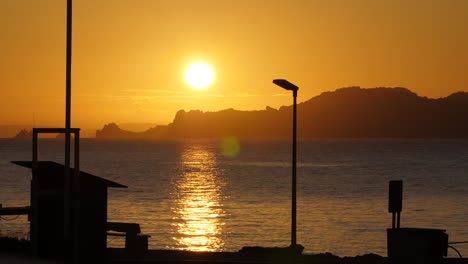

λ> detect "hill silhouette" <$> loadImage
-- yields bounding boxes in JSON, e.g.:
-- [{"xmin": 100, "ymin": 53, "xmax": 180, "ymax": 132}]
[
  {"xmin": 13, "ymin": 129, "xmax": 33, "ymax": 139},
  {"xmin": 96, "ymin": 123, "xmax": 170, "ymax": 139},
  {"xmin": 96, "ymin": 87, "xmax": 468, "ymax": 139}
]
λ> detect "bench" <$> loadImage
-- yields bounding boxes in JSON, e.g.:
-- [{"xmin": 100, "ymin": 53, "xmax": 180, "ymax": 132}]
[
  {"xmin": 106, "ymin": 222, "xmax": 151, "ymax": 254},
  {"xmin": 0, "ymin": 204, "xmax": 30, "ymax": 216}
]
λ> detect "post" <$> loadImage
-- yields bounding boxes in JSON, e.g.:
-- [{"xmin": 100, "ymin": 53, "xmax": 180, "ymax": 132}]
[
  {"xmin": 31, "ymin": 130, "xmax": 39, "ymax": 256},
  {"xmin": 397, "ymin": 212, "xmax": 401, "ymax": 228},
  {"xmin": 389, "ymin": 180, "xmax": 403, "ymax": 229},
  {"xmin": 73, "ymin": 130, "xmax": 80, "ymax": 261},
  {"xmin": 74, "ymin": 131, "xmax": 79, "ymax": 173},
  {"xmin": 291, "ymin": 90, "xmax": 297, "ymax": 246},
  {"xmin": 272, "ymin": 79, "xmax": 300, "ymax": 250},
  {"xmin": 64, "ymin": 0, "xmax": 73, "ymax": 257}
]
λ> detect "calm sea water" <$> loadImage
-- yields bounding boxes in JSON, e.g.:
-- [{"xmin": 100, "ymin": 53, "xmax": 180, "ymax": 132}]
[{"xmin": 0, "ymin": 138, "xmax": 467, "ymax": 257}]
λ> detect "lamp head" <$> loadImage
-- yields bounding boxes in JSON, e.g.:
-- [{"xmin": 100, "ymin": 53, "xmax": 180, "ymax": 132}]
[{"xmin": 273, "ymin": 79, "xmax": 299, "ymax": 91}]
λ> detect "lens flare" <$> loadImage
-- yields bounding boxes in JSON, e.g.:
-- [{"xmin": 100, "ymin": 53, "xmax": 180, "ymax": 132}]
[{"xmin": 221, "ymin": 137, "xmax": 240, "ymax": 157}]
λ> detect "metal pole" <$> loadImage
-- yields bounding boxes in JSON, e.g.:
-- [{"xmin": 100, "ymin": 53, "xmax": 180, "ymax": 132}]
[
  {"xmin": 272, "ymin": 79, "xmax": 299, "ymax": 252},
  {"xmin": 32, "ymin": 130, "xmax": 38, "ymax": 256},
  {"xmin": 64, "ymin": 0, "xmax": 72, "ymax": 246},
  {"xmin": 73, "ymin": 130, "xmax": 80, "ymax": 261},
  {"xmin": 396, "ymin": 212, "xmax": 400, "ymax": 228},
  {"xmin": 74, "ymin": 131, "xmax": 79, "ymax": 173},
  {"xmin": 291, "ymin": 90, "xmax": 297, "ymax": 246}
]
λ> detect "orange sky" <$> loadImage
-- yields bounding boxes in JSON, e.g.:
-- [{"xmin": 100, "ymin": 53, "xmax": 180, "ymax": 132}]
[{"xmin": 1, "ymin": 0, "xmax": 467, "ymax": 129}]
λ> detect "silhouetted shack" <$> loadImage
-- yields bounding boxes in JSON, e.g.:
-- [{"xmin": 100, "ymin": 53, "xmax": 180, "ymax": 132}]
[{"xmin": 11, "ymin": 161, "xmax": 127, "ymax": 260}]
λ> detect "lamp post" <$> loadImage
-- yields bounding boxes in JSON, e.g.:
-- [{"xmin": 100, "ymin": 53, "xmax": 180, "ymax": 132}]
[{"xmin": 273, "ymin": 79, "xmax": 299, "ymax": 248}]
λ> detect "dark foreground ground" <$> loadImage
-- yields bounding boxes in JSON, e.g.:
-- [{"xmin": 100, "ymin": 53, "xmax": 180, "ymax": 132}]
[
  {"xmin": 1, "ymin": 249, "xmax": 466, "ymax": 264},
  {"xmin": 1, "ymin": 238, "xmax": 466, "ymax": 264},
  {"xmin": 106, "ymin": 248, "xmax": 467, "ymax": 264}
]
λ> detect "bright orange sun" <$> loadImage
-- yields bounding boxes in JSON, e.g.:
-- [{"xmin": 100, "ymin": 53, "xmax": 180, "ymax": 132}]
[{"xmin": 185, "ymin": 63, "xmax": 215, "ymax": 89}]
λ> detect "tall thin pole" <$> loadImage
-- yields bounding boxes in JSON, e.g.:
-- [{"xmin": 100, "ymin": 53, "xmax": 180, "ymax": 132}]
[
  {"xmin": 273, "ymin": 79, "xmax": 299, "ymax": 250},
  {"xmin": 64, "ymin": 0, "xmax": 72, "ymax": 241},
  {"xmin": 291, "ymin": 90, "xmax": 297, "ymax": 246},
  {"xmin": 32, "ymin": 131, "xmax": 38, "ymax": 256}
]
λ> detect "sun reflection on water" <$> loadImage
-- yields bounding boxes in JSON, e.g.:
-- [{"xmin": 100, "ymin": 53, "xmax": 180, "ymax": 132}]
[{"xmin": 172, "ymin": 145, "xmax": 226, "ymax": 251}]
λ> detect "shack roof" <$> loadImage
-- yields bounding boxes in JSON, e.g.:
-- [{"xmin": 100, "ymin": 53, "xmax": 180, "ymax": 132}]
[{"xmin": 11, "ymin": 161, "xmax": 127, "ymax": 188}]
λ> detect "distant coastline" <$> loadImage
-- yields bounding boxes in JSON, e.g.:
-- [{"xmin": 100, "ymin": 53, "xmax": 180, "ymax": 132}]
[
  {"xmin": 95, "ymin": 87, "xmax": 468, "ymax": 139},
  {"xmin": 5, "ymin": 87, "xmax": 468, "ymax": 139}
]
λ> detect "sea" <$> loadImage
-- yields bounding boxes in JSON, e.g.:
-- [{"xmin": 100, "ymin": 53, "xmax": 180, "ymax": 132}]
[{"xmin": 0, "ymin": 138, "xmax": 467, "ymax": 257}]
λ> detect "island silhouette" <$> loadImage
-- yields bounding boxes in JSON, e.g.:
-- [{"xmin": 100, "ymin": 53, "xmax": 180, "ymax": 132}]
[
  {"xmin": 95, "ymin": 87, "xmax": 468, "ymax": 139},
  {"xmin": 12, "ymin": 129, "xmax": 32, "ymax": 139}
]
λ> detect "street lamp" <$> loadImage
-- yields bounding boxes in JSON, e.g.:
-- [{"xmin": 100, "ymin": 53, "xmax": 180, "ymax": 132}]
[{"xmin": 273, "ymin": 79, "xmax": 299, "ymax": 248}]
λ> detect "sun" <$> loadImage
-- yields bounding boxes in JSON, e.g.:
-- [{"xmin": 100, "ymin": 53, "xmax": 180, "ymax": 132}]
[{"xmin": 185, "ymin": 63, "xmax": 215, "ymax": 89}]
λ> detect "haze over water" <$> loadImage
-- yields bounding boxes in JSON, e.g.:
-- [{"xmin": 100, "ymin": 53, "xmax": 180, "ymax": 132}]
[{"xmin": 1, "ymin": 138, "xmax": 467, "ymax": 257}]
